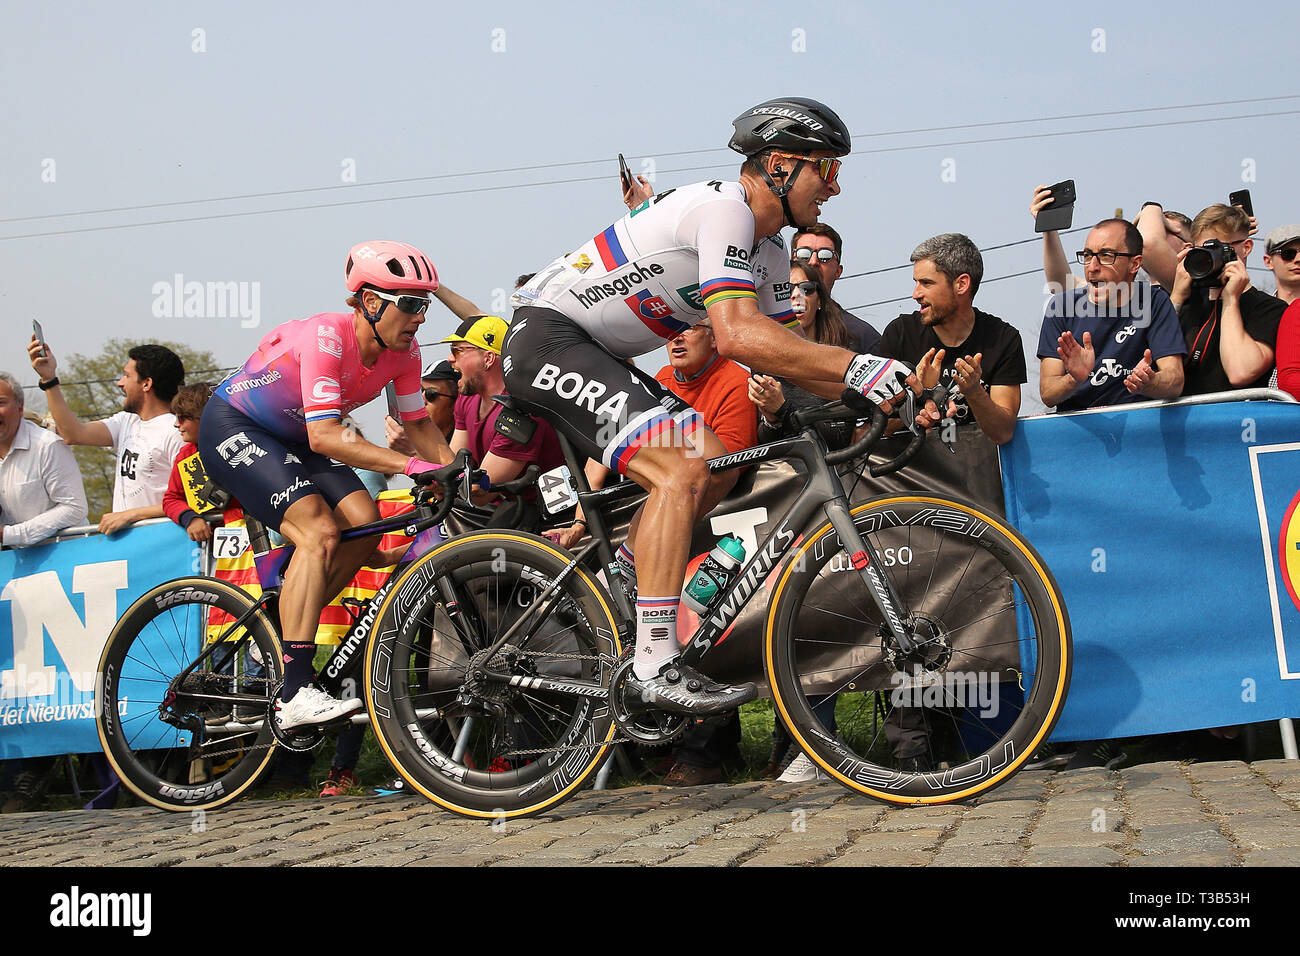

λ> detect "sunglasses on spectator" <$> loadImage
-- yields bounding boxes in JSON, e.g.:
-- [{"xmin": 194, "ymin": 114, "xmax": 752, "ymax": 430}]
[
  {"xmin": 773, "ymin": 153, "xmax": 842, "ymax": 184},
  {"xmin": 1076, "ymin": 249, "xmax": 1138, "ymax": 265},
  {"xmin": 1273, "ymin": 245, "xmax": 1300, "ymax": 263},
  {"xmin": 793, "ymin": 281, "xmax": 820, "ymax": 295},
  {"xmin": 367, "ymin": 289, "xmax": 431, "ymax": 315},
  {"xmin": 422, "ymin": 388, "xmax": 455, "ymax": 403},
  {"xmin": 794, "ymin": 247, "xmax": 836, "ymax": 264}
]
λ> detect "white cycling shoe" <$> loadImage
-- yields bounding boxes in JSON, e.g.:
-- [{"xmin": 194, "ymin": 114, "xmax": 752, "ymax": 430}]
[{"xmin": 274, "ymin": 685, "xmax": 362, "ymax": 731}]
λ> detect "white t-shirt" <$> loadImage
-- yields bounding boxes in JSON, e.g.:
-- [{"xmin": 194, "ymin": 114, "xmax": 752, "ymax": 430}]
[{"xmin": 102, "ymin": 411, "xmax": 182, "ymax": 513}]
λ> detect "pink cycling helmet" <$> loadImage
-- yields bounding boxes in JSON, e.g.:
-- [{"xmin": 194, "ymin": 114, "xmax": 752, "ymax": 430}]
[{"xmin": 345, "ymin": 241, "xmax": 439, "ymax": 293}]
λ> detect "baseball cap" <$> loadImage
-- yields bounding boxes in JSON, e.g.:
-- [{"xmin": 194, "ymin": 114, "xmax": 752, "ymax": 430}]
[
  {"xmin": 421, "ymin": 359, "xmax": 461, "ymax": 383},
  {"xmin": 440, "ymin": 315, "xmax": 509, "ymax": 355},
  {"xmin": 1265, "ymin": 225, "xmax": 1300, "ymax": 255}
]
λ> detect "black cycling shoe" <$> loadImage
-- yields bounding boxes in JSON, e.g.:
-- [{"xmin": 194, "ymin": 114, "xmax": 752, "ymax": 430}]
[{"xmin": 624, "ymin": 662, "xmax": 756, "ymax": 716}]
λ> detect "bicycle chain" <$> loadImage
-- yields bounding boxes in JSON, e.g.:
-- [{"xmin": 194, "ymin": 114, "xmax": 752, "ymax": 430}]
[
  {"xmin": 170, "ymin": 670, "xmax": 281, "ymax": 762},
  {"xmin": 186, "ymin": 650, "xmax": 628, "ymax": 762}
]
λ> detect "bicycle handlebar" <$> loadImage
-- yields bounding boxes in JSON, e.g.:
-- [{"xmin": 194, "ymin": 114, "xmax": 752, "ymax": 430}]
[
  {"xmin": 803, "ymin": 384, "xmax": 951, "ymax": 473},
  {"xmin": 408, "ymin": 450, "xmax": 471, "ymax": 526},
  {"xmin": 490, "ymin": 465, "xmax": 540, "ymax": 498},
  {"xmin": 408, "ymin": 456, "xmax": 542, "ymax": 532}
]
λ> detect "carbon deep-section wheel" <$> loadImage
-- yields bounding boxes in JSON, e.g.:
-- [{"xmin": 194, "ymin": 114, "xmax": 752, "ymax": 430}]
[
  {"xmin": 366, "ymin": 531, "xmax": 623, "ymax": 818},
  {"xmin": 766, "ymin": 495, "xmax": 1071, "ymax": 804},
  {"xmin": 96, "ymin": 576, "xmax": 282, "ymax": 811}
]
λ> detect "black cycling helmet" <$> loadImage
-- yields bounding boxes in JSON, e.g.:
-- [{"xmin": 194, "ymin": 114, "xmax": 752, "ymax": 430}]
[{"xmin": 728, "ymin": 97, "xmax": 852, "ymax": 158}]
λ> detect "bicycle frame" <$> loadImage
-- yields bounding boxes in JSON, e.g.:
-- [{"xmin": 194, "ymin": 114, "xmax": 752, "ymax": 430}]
[
  {"xmin": 170, "ymin": 494, "xmax": 449, "ymax": 716},
  {"xmin": 467, "ymin": 425, "xmax": 921, "ymax": 698}
]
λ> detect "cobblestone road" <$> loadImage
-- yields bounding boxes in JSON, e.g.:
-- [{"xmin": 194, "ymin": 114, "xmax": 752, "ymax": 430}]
[{"xmin": 4, "ymin": 760, "xmax": 1298, "ymax": 867}]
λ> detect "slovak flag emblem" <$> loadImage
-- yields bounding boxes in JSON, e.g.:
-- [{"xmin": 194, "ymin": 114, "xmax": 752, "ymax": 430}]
[{"xmin": 624, "ymin": 290, "xmax": 689, "ymax": 339}]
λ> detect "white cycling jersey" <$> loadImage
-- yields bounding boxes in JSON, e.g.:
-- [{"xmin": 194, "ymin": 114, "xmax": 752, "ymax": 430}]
[{"xmin": 511, "ymin": 180, "xmax": 795, "ymax": 359}]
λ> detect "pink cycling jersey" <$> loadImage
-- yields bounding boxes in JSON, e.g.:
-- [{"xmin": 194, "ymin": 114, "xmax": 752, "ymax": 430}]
[{"xmin": 215, "ymin": 312, "xmax": 426, "ymax": 443}]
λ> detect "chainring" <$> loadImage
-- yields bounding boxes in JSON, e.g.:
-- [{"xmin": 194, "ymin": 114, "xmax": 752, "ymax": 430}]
[
  {"xmin": 609, "ymin": 657, "xmax": 690, "ymax": 746},
  {"xmin": 266, "ymin": 682, "xmax": 326, "ymax": 753}
]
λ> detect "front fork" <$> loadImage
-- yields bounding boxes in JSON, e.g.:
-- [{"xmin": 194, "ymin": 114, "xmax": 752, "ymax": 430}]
[{"xmin": 822, "ymin": 496, "xmax": 918, "ymax": 657}]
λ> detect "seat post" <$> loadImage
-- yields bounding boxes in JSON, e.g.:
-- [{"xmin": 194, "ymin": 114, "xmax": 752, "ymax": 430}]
[{"xmin": 243, "ymin": 514, "xmax": 272, "ymax": 556}]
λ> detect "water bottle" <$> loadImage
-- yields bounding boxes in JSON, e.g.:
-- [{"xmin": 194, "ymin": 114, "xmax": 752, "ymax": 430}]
[{"xmin": 682, "ymin": 535, "xmax": 747, "ymax": 614}]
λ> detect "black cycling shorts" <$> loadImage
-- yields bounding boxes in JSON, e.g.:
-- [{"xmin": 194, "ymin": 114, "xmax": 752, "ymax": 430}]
[
  {"xmin": 197, "ymin": 395, "xmax": 366, "ymax": 531},
  {"xmin": 502, "ymin": 307, "xmax": 703, "ymax": 475}
]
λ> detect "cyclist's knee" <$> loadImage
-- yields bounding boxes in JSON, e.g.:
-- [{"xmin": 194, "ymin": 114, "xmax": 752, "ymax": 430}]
[
  {"xmin": 281, "ymin": 506, "xmax": 341, "ymax": 561},
  {"xmin": 659, "ymin": 453, "xmax": 711, "ymax": 501}
]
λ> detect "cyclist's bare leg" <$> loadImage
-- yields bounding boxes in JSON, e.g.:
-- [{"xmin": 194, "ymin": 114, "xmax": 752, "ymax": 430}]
[
  {"xmin": 274, "ymin": 490, "xmax": 380, "ymax": 708},
  {"xmin": 619, "ymin": 427, "xmax": 757, "ymax": 707},
  {"xmin": 622, "ymin": 428, "xmax": 711, "ymax": 601},
  {"xmin": 623, "ymin": 424, "xmax": 738, "ymax": 557},
  {"xmin": 277, "ymin": 493, "xmax": 342, "ymax": 649},
  {"xmin": 320, "ymin": 489, "xmax": 383, "ymax": 600}
]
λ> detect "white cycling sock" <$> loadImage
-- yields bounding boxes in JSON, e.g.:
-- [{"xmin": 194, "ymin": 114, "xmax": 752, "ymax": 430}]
[{"xmin": 633, "ymin": 596, "xmax": 679, "ymax": 680}]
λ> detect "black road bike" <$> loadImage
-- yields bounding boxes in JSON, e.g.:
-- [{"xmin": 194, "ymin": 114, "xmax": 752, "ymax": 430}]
[{"xmin": 363, "ymin": 391, "xmax": 1073, "ymax": 818}]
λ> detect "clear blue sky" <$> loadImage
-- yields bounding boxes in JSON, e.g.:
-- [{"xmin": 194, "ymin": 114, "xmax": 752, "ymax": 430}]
[{"xmin": 4, "ymin": 0, "xmax": 1297, "ymax": 432}]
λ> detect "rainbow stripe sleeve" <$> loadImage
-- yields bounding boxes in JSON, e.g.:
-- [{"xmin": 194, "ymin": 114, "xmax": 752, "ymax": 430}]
[{"xmin": 700, "ymin": 277, "xmax": 758, "ymax": 309}]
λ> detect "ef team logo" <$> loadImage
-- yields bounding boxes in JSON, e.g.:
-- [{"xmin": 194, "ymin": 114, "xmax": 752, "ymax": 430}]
[
  {"xmin": 216, "ymin": 432, "xmax": 267, "ymax": 468},
  {"xmin": 1278, "ymin": 489, "xmax": 1300, "ymax": 614}
]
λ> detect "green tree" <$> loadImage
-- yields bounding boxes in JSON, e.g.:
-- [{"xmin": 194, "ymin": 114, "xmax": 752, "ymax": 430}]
[{"xmin": 58, "ymin": 338, "xmax": 230, "ymax": 519}]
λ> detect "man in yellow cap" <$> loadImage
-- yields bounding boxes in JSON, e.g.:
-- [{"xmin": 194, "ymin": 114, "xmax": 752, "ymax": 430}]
[{"xmin": 442, "ymin": 315, "xmax": 565, "ymax": 490}]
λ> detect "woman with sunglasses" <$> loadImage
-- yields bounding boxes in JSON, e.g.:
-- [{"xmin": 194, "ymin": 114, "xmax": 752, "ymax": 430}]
[
  {"xmin": 748, "ymin": 261, "xmax": 855, "ymax": 450},
  {"xmin": 198, "ymin": 240, "xmax": 454, "ymax": 732}
]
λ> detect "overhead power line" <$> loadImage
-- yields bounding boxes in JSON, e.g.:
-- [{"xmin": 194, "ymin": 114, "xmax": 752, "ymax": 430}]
[
  {"xmin": 3, "ymin": 94, "xmax": 1296, "ymax": 240},
  {"xmin": 847, "ymin": 268, "xmax": 1049, "ymax": 311},
  {"xmin": 5, "ymin": 93, "xmax": 1296, "ymax": 227},
  {"xmin": 839, "ymin": 226, "xmax": 1093, "ymax": 281},
  {"xmin": 856, "ymin": 108, "xmax": 1300, "ymax": 155}
]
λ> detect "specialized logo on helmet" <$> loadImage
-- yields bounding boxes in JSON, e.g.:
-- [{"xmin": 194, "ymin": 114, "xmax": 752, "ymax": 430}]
[{"xmin": 750, "ymin": 106, "xmax": 824, "ymax": 130}]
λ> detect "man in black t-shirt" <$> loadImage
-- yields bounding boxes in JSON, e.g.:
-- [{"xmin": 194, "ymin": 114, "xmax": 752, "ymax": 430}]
[
  {"xmin": 1170, "ymin": 204, "xmax": 1286, "ymax": 395},
  {"xmin": 878, "ymin": 233, "xmax": 1026, "ymax": 444}
]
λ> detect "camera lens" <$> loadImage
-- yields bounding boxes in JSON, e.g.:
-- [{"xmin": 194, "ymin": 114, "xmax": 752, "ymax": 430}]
[{"xmin": 1184, "ymin": 247, "xmax": 1215, "ymax": 280}]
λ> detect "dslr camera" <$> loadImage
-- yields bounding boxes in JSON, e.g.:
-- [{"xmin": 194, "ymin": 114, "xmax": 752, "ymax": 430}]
[{"xmin": 1184, "ymin": 239, "xmax": 1237, "ymax": 288}]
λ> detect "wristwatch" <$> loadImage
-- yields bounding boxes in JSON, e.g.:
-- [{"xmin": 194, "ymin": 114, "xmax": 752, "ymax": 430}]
[{"xmin": 38, "ymin": 377, "xmax": 60, "ymax": 391}]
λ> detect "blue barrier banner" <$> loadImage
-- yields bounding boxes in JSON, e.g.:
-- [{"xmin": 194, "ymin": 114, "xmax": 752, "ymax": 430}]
[
  {"xmin": 1000, "ymin": 399, "xmax": 1300, "ymax": 740},
  {"xmin": 0, "ymin": 522, "xmax": 195, "ymax": 759}
]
